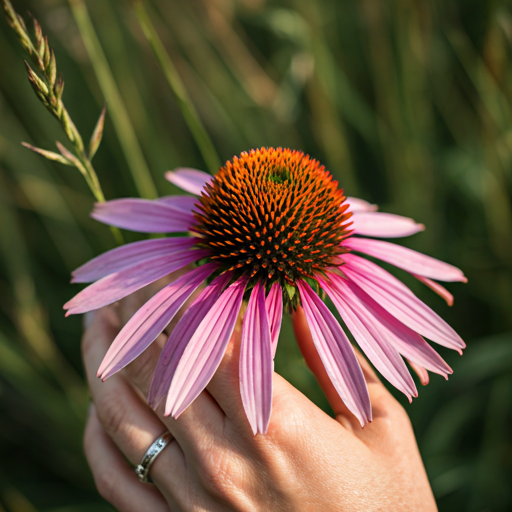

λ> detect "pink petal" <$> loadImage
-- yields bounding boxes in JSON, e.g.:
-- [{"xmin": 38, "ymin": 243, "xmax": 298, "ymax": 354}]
[
  {"xmin": 351, "ymin": 212, "xmax": 425, "ymax": 238},
  {"xmin": 165, "ymin": 168, "xmax": 212, "ymax": 195},
  {"xmin": 325, "ymin": 273, "xmax": 452, "ymax": 380},
  {"xmin": 64, "ymin": 249, "xmax": 208, "ymax": 315},
  {"xmin": 297, "ymin": 280, "xmax": 371, "ymax": 427},
  {"xmin": 265, "ymin": 283, "xmax": 283, "ymax": 358},
  {"xmin": 345, "ymin": 237, "xmax": 467, "ymax": 282},
  {"xmin": 411, "ymin": 274, "xmax": 454, "ymax": 306},
  {"xmin": 72, "ymin": 237, "xmax": 197, "ymax": 283},
  {"xmin": 342, "ymin": 254, "xmax": 465, "ymax": 351},
  {"xmin": 157, "ymin": 195, "xmax": 198, "ymax": 213},
  {"xmin": 319, "ymin": 275, "xmax": 417, "ymax": 401},
  {"xmin": 166, "ymin": 278, "xmax": 247, "ymax": 418},
  {"xmin": 346, "ymin": 197, "xmax": 378, "ymax": 212},
  {"xmin": 408, "ymin": 361, "xmax": 430, "ymax": 385},
  {"xmin": 97, "ymin": 263, "xmax": 216, "ymax": 380},
  {"xmin": 240, "ymin": 282, "xmax": 273, "ymax": 435},
  {"xmin": 148, "ymin": 271, "xmax": 233, "ymax": 409},
  {"xmin": 91, "ymin": 199, "xmax": 194, "ymax": 233}
]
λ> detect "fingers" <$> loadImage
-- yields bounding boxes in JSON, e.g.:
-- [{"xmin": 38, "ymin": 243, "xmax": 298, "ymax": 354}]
[
  {"xmin": 84, "ymin": 405, "xmax": 170, "ymax": 512},
  {"xmin": 292, "ymin": 307, "xmax": 386, "ymax": 429},
  {"xmin": 117, "ymin": 269, "xmax": 205, "ymax": 397},
  {"xmin": 292, "ymin": 306, "xmax": 413, "ymax": 447},
  {"xmin": 82, "ymin": 307, "xmax": 187, "ymax": 487},
  {"xmin": 204, "ymin": 318, "xmax": 253, "ymax": 432},
  {"xmin": 84, "ymin": 306, "xmax": 227, "ymax": 479},
  {"xmin": 116, "ymin": 274, "xmax": 182, "ymax": 397}
]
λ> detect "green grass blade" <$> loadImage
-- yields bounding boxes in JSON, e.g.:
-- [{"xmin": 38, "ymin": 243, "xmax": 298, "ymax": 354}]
[{"xmin": 67, "ymin": 0, "xmax": 158, "ymax": 198}]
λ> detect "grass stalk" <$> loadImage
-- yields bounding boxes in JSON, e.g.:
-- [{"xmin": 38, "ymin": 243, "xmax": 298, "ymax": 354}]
[
  {"xmin": 67, "ymin": 0, "xmax": 158, "ymax": 199},
  {"xmin": 2, "ymin": 0, "xmax": 123, "ymax": 244},
  {"xmin": 134, "ymin": 0, "xmax": 221, "ymax": 174}
]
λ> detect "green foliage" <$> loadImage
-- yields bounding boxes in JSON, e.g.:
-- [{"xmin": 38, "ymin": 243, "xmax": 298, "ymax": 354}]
[{"xmin": 0, "ymin": 0, "xmax": 511, "ymax": 510}]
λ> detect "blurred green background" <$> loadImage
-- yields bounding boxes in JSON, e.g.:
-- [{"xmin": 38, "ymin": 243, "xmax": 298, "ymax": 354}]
[{"xmin": 1, "ymin": 0, "xmax": 511, "ymax": 510}]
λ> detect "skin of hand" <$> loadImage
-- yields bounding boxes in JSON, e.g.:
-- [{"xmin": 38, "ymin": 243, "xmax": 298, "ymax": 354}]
[{"xmin": 82, "ymin": 276, "xmax": 438, "ymax": 512}]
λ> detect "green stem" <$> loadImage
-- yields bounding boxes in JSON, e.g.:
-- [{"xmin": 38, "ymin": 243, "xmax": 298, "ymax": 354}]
[
  {"xmin": 67, "ymin": 0, "xmax": 158, "ymax": 199},
  {"xmin": 81, "ymin": 158, "xmax": 124, "ymax": 245},
  {"xmin": 134, "ymin": 1, "xmax": 221, "ymax": 175}
]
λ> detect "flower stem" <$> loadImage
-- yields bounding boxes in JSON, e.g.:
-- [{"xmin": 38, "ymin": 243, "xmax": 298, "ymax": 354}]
[
  {"xmin": 134, "ymin": 1, "xmax": 221, "ymax": 175},
  {"xmin": 67, "ymin": 0, "xmax": 158, "ymax": 199}
]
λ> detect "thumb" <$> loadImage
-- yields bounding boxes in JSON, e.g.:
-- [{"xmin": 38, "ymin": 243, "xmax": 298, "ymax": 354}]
[{"xmin": 292, "ymin": 307, "xmax": 381, "ymax": 427}]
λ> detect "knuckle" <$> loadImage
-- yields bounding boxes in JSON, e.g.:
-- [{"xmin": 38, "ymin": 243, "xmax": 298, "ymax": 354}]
[
  {"xmin": 95, "ymin": 393, "xmax": 128, "ymax": 440},
  {"xmin": 268, "ymin": 391, "xmax": 307, "ymax": 440},
  {"xmin": 198, "ymin": 449, "xmax": 242, "ymax": 498},
  {"xmin": 94, "ymin": 467, "xmax": 118, "ymax": 503}
]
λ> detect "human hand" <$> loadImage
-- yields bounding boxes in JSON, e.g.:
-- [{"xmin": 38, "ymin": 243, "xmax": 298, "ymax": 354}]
[{"xmin": 82, "ymin": 281, "xmax": 437, "ymax": 512}]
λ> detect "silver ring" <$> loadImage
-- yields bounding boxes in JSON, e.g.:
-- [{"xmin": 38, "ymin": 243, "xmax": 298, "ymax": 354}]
[{"xmin": 135, "ymin": 432, "xmax": 172, "ymax": 483}]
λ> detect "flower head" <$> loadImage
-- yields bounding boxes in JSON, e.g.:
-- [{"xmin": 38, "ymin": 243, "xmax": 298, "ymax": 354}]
[
  {"xmin": 65, "ymin": 147, "xmax": 466, "ymax": 434},
  {"xmin": 192, "ymin": 148, "xmax": 352, "ymax": 296}
]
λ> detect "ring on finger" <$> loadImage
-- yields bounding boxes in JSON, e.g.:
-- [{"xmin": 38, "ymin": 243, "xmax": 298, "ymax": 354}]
[{"xmin": 135, "ymin": 431, "xmax": 173, "ymax": 483}]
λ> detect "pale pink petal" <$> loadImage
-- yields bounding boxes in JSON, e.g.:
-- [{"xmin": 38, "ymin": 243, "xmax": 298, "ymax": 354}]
[
  {"xmin": 72, "ymin": 238, "xmax": 197, "ymax": 283},
  {"xmin": 97, "ymin": 263, "xmax": 216, "ymax": 379},
  {"xmin": 91, "ymin": 199, "xmax": 194, "ymax": 233},
  {"xmin": 265, "ymin": 283, "xmax": 283, "ymax": 358},
  {"xmin": 148, "ymin": 271, "xmax": 233, "ymax": 409},
  {"xmin": 345, "ymin": 237, "xmax": 467, "ymax": 282},
  {"xmin": 64, "ymin": 249, "xmax": 208, "ymax": 315},
  {"xmin": 346, "ymin": 197, "xmax": 378, "ymax": 212},
  {"xmin": 240, "ymin": 282, "xmax": 273, "ymax": 435},
  {"xmin": 351, "ymin": 212, "xmax": 425, "ymax": 238},
  {"xmin": 165, "ymin": 168, "xmax": 212, "ymax": 195},
  {"xmin": 324, "ymin": 272, "xmax": 452, "ymax": 380},
  {"xmin": 157, "ymin": 195, "xmax": 198, "ymax": 213},
  {"xmin": 342, "ymin": 254, "xmax": 465, "ymax": 351},
  {"xmin": 297, "ymin": 280, "xmax": 371, "ymax": 427},
  {"xmin": 408, "ymin": 361, "xmax": 430, "ymax": 385},
  {"xmin": 319, "ymin": 275, "xmax": 417, "ymax": 401},
  {"xmin": 166, "ymin": 278, "xmax": 247, "ymax": 418},
  {"xmin": 411, "ymin": 274, "xmax": 454, "ymax": 306}
]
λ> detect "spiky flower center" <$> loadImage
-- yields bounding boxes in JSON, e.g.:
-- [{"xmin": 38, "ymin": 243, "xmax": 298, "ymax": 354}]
[{"xmin": 192, "ymin": 148, "xmax": 353, "ymax": 290}]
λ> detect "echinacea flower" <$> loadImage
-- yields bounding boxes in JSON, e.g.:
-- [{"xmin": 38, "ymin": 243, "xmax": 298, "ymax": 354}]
[{"xmin": 65, "ymin": 147, "xmax": 466, "ymax": 434}]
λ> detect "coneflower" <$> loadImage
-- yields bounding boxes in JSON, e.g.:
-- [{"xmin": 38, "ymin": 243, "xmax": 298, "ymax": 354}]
[{"xmin": 65, "ymin": 147, "xmax": 466, "ymax": 434}]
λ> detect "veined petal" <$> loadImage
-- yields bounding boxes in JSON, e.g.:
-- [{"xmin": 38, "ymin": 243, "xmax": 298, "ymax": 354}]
[
  {"xmin": 148, "ymin": 271, "xmax": 233, "ymax": 409},
  {"xmin": 157, "ymin": 195, "xmax": 198, "ymax": 214},
  {"xmin": 165, "ymin": 168, "xmax": 212, "ymax": 195},
  {"xmin": 72, "ymin": 237, "xmax": 197, "ymax": 283},
  {"xmin": 240, "ymin": 282, "xmax": 273, "ymax": 435},
  {"xmin": 342, "ymin": 254, "xmax": 465, "ymax": 351},
  {"xmin": 265, "ymin": 283, "xmax": 283, "ymax": 359},
  {"xmin": 346, "ymin": 197, "xmax": 378, "ymax": 212},
  {"xmin": 166, "ymin": 278, "xmax": 247, "ymax": 418},
  {"xmin": 91, "ymin": 199, "xmax": 194, "ymax": 233},
  {"xmin": 64, "ymin": 249, "xmax": 208, "ymax": 315},
  {"xmin": 319, "ymin": 275, "xmax": 417, "ymax": 401},
  {"xmin": 345, "ymin": 237, "xmax": 467, "ymax": 282},
  {"xmin": 411, "ymin": 274, "xmax": 454, "ymax": 306},
  {"xmin": 97, "ymin": 263, "xmax": 217, "ymax": 380},
  {"xmin": 408, "ymin": 361, "xmax": 430, "ymax": 385},
  {"xmin": 351, "ymin": 212, "xmax": 424, "ymax": 238},
  {"xmin": 325, "ymin": 273, "xmax": 452, "ymax": 380},
  {"xmin": 297, "ymin": 280, "xmax": 371, "ymax": 427}
]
